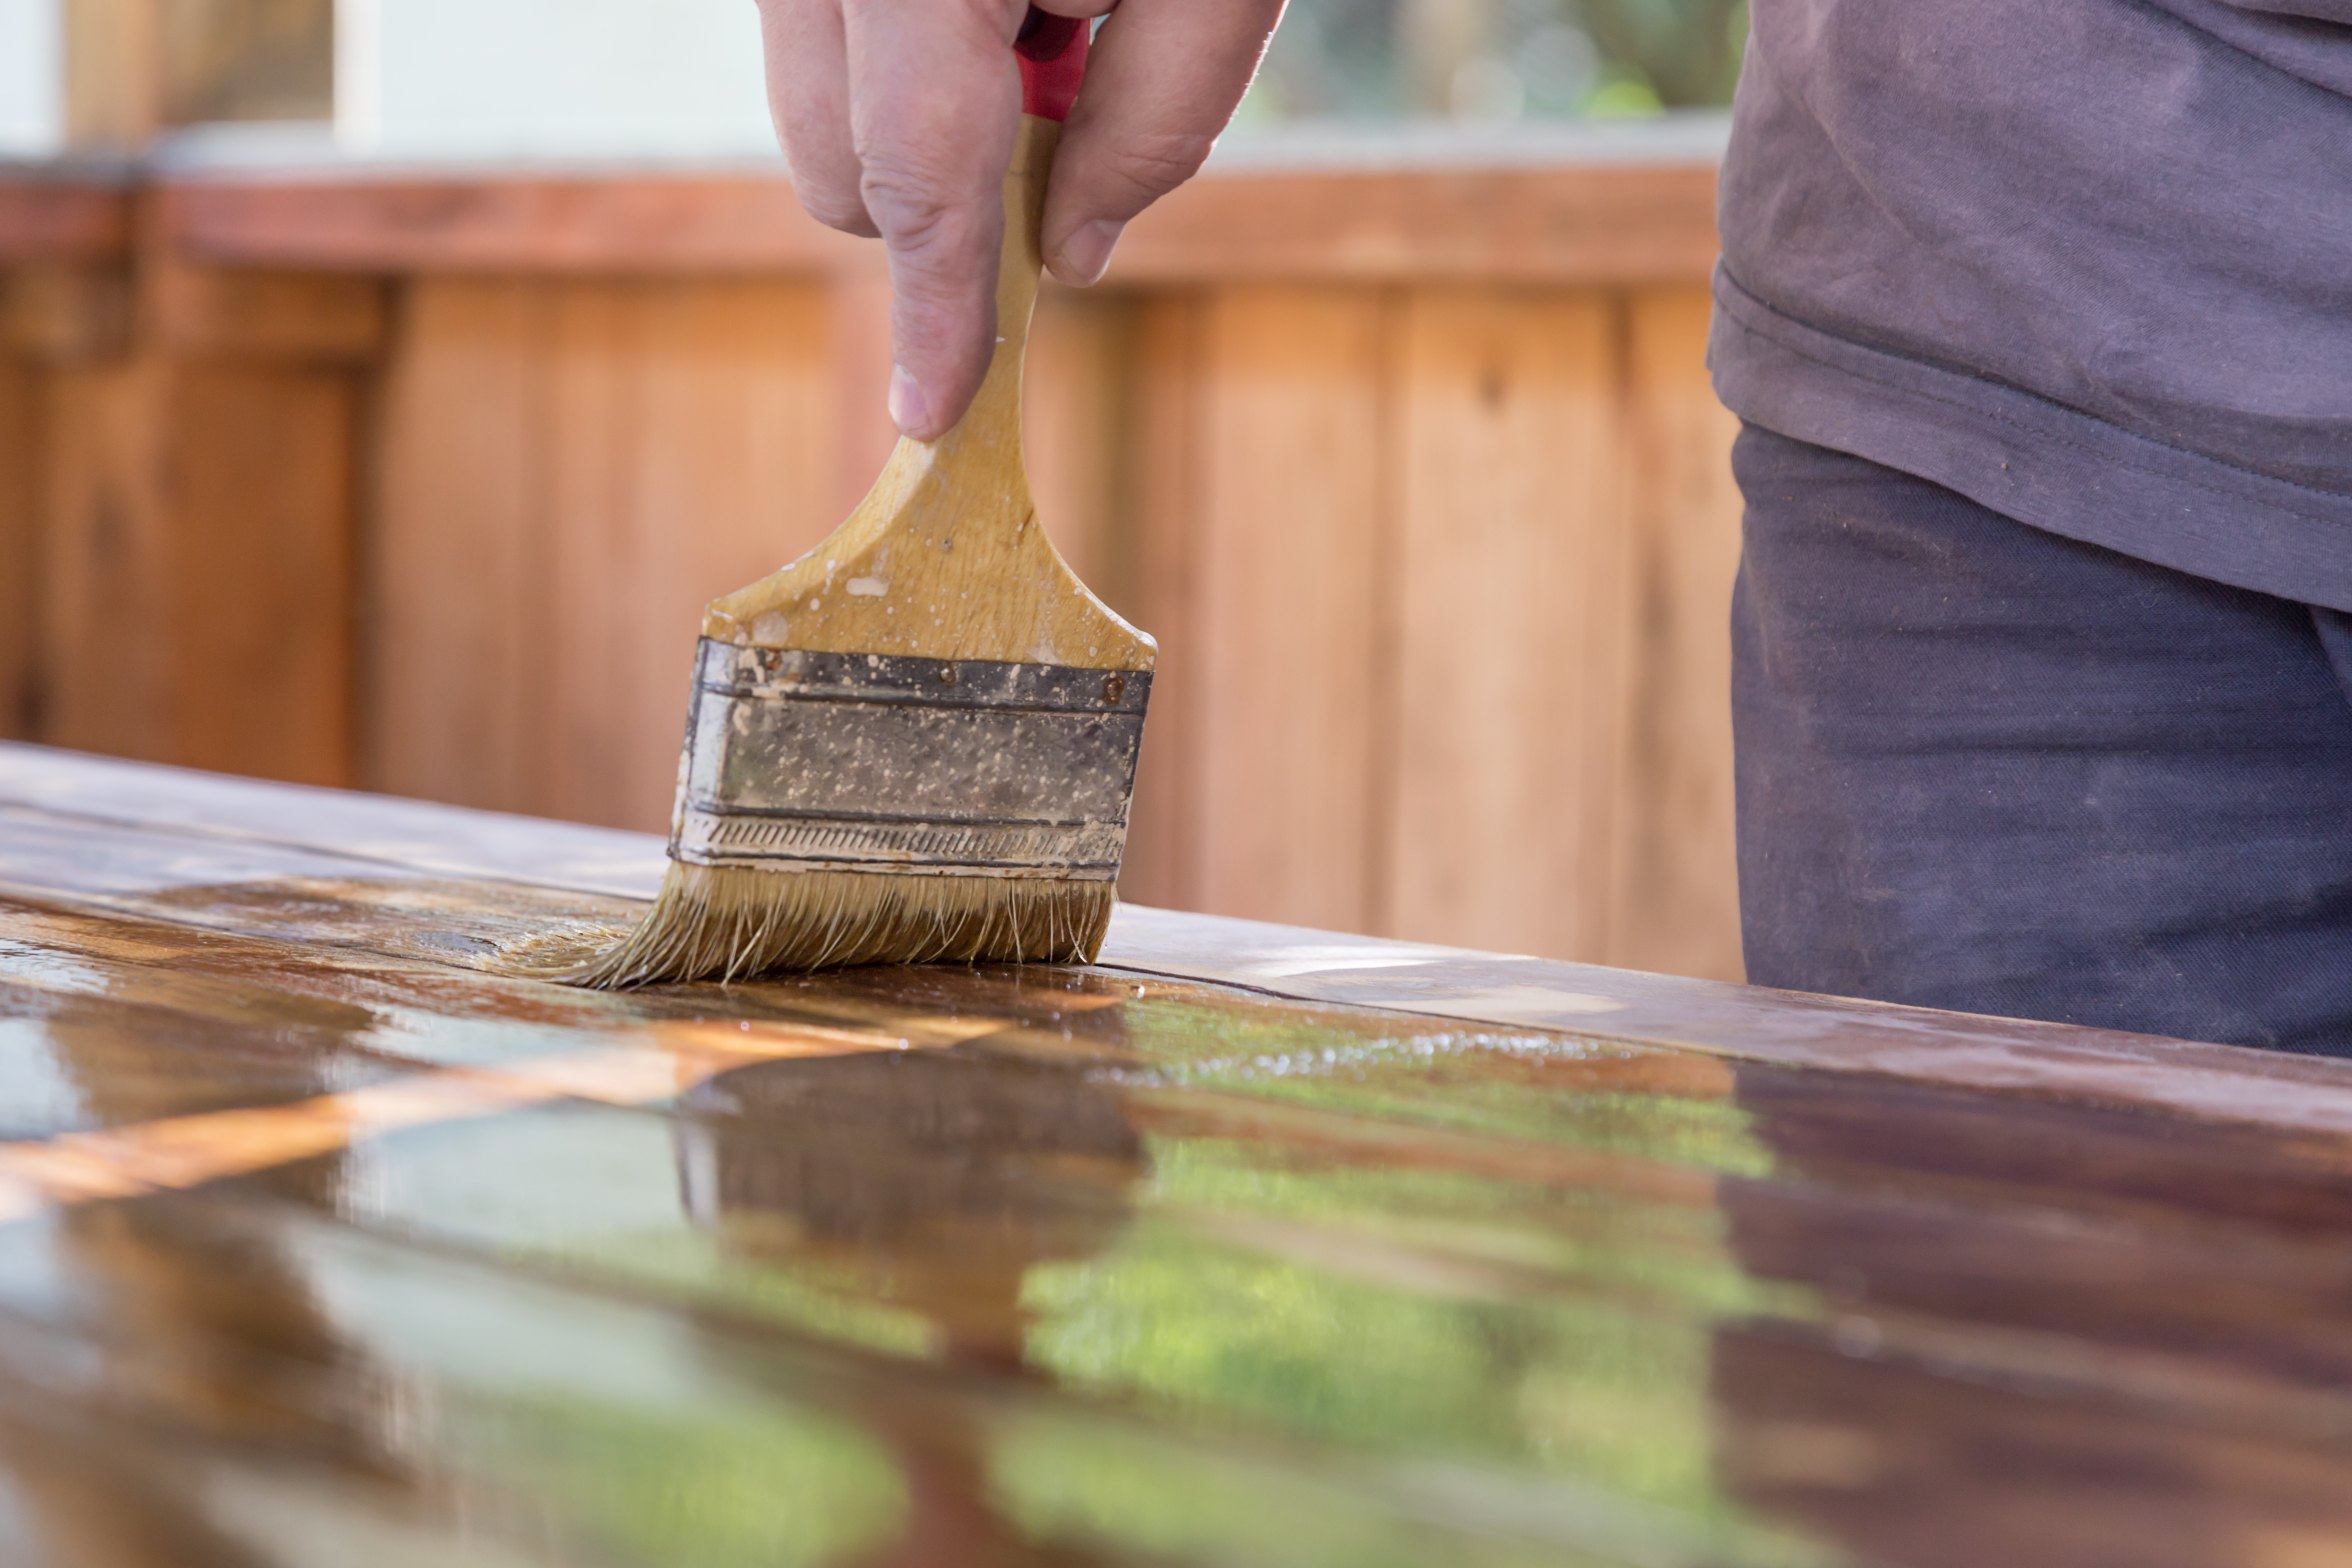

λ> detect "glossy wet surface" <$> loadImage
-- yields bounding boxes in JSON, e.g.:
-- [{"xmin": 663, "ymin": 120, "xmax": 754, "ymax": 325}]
[{"xmin": 2, "ymin": 745, "xmax": 2352, "ymax": 1566}]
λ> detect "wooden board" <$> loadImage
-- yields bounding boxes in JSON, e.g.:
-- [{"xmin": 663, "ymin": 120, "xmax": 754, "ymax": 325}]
[
  {"xmin": 5, "ymin": 743, "xmax": 2352, "ymax": 1568},
  {"xmin": 1385, "ymin": 285, "xmax": 1624, "ymax": 960},
  {"xmin": 1610, "ymin": 286, "xmax": 1745, "ymax": 982},
  {"xmin": 0, "ymin": 181, "xmax": 132, "ymax": 265},
  {"xmin": 1023, "ymin": 284, "xmax": 1136, "ymax": 606},
  {"xmin": 39, "ymin": 357, "xmax": 357, "ymax": 785},
  {"xmin": 1112, "ymin": 293, "xmax": 1209, "ymax": 913},
  {"xmin": 160, "ymin": 161, "xmax": 1721, "ymax": 287},
  {"xmin": 0, "ymin": 356, "xmax": 37, "ymax": 740},
  {"xmin": 1103, "ymin": 282, "xmax": 1745, "ymax": 978},
  {"xmin": 39, "ymin": 360, "xmax": 173, "ymax": 765},
  {"xmin": 368, "ymin": 276, "xmax": 839, "ymax": 831},
  {"xmin": 163, "ymin": 174, "xmax": 869, "ymax": 275},
  {"xmin": 1187, "ymin": 286, "xmax": 1390, "ymax": 933}
]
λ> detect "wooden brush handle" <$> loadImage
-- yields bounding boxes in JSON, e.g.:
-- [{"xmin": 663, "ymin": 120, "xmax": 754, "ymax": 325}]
[
  {"xmin": 704, "ymin": 17, "xmax": 1154, "ymax": 673},
  {"xmin": 912, "ymin": 11, "xmax": 1084, "ymax": 475}
]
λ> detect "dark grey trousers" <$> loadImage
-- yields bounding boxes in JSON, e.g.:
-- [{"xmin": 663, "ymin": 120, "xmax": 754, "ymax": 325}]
[{"xmin": 1731, "ymin": 423, "xmax": 2352, "ymax": 1054}]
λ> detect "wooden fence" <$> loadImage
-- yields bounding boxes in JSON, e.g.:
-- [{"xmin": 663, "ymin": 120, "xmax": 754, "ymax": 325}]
[{"xmin": 0, "ymin": 142, "xmax": 1745, "ymax": 980}]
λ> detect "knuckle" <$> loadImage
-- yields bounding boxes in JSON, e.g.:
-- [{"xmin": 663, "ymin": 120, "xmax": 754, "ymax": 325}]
[
  {"xmin": 794, "ymin": 183, "xmax": 880, "ymax": 236},
  {"xmin": 1093, "ymin": 127, "xmax": 1218, "ymax": 201},
  {"xmin": 860, "ymin": 164, "xmax": 988, "ymax": 254}
]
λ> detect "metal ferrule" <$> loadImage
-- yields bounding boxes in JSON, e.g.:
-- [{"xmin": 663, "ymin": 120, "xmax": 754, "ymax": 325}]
[{"xmin": 670, "ymin": 640, "xmax": 1151, "ymax": 880}]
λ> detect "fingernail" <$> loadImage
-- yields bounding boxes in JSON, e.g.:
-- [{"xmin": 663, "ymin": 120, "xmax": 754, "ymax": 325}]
[
  {"xmin": 888, "ymin": 364, "xmax": 932, "ymax": 437},
  {"xmin": 1056, "ymin": 219, "xmax": 1126, "ymax": 285}
]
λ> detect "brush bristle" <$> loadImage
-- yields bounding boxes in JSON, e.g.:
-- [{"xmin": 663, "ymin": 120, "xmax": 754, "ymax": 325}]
[{"xmin": 494, "ymin": 862, "xmax": 1116, "ymax": 989}]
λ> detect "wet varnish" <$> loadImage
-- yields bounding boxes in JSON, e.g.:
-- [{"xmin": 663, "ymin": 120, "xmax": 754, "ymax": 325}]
[{"xmin": 1, "ymin": 741, "xmax": 2349, "ymax": 1567}]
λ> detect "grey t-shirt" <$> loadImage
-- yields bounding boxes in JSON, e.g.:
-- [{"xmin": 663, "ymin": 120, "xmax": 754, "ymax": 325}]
[{"xmin": 1708, "ymin": 0, "xmax": 2352, "ymax": 611}]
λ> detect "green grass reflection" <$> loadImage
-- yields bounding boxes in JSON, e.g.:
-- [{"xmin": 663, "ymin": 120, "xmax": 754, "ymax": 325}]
[{"xmin": 449, "ymin": 1393, "xmax": 907, "ymax": 1568}]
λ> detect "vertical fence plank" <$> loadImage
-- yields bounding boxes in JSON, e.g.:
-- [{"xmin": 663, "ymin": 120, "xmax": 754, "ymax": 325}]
[
  {"xmin": 1611, "ymin": 284, "xmax": 1744, "ymax": 981},
  {"xmin": 543, "ymin": 279, "xmax": 836, "ymax": 832},
  {"xmin": 0, "ymin": 353, "xmax": 39, "ymax": 739},
  {"xmin": 1187, "ymin": 285, "xmax": 1389, "ymax": 932},
  {"xmin": 46, "ymin": 359, "xmax": 356, "ymax": 779},
  {"xmin": 1383, "ymin": 287, "xmax": 1626, "ymax": 959},
  {"xmin": 368, "ymin": 279, "xmax": 550, "ymax": 813},
  {"xmin": 1024, "ymin": 285, "xmax": 1136, "ymax": 605},
  {"xmin": 536, "ymin": 284, "xmax": 640, "ymax": 827},
  {"xmin": 42, "ymin": 360, "xmax": 172, "ymax": 763},
  {"xmin": 168, "ymin": 360, "xmax": 355, "ymax": 785},
  {"xmin": 827, "ymin": 269, "xmax": 898, "ymax": 523},
  {"xmin": 1112, "ymin": 293, "xmax": 1204, "ymax": 910},
  {"xmin": 1115, "ymin": 292, "xmax": 1206, "ymax": 911},
  {"xmin": 370, "ymin": 276, "xmax": 837, "ymax": 832}
]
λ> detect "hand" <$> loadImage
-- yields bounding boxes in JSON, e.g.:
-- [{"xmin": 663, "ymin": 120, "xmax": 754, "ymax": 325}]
[{"xmin": 756, "ymin": 0, "xmax": 1285, "ymax": 439}]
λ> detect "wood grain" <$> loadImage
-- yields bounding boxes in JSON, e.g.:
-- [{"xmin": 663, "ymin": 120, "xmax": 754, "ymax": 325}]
[
  {"xmin": 1102, "ymin": 162, "xmax": 1720, "ymax": 285},
  {"xmin": 0, "ymin": 266, "xmax": 132, "ymax": 364},
  {"xmin": 368, "ymin": 276, "xmax": 840, "ymax": 830},
  {"xmin": 146, "ymin": 263, "xmax": 385, "ymax": 360},
  {"xmin": 366, "ymin": 281, "xmax": 546, "ymax": 816},
  {"xmin": 1188, "ymin": 285, "xmax": 1390, "ymax": 931},
  {"xmin": 165, "ymin": 360, "xmax": 354, "ymax": 784},
  {"xmin": 825, "ymin": 266, "xmax": 898, "ymax": 523},
  {"xmin": 1114, "ymin": 294, "xmax": 1209, "ymax": 913},
  {"xmin": 1024, "ymin": 284, "xmax": 1135, "ymax": 606},
  {"xmin": 0, "ymin": 356, "xmax": 39, "ymax": 738},
  {"xmin": 23, "ymin": 749, "xmax": 2352, "ymax": 1568},
  {"xmin": 1608, "ymin": 286, "xmax": 1743, "ymax": 983},
  {"xmin": 0, "ymin": 184, "xmax": 133, "ymax": 265},
  {"xmin": 41, "ymin": 357, "xmax": 355, "ymax": 783},
  {"xmin": 163, "ymin": 175, "xmax": 864, "ymax": 275},
  {"xmin": 1383, "ymin": 287, "xmax": 1625, "ymax": 960},
  {"xmin": 158, "ymin": 161, "xmax": 1718, "ymax": 287},
  {"xmin": 546, "ymin": 279, "xmax": 839, "ymax": 827},
  {"xmin": 41, "ymin": 361, "xmax": 171, "ymax": 763}
]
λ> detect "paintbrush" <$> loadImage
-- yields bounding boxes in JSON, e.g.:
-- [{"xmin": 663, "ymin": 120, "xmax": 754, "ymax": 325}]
[{"xmin": 508, "ymin": 15, "xmax": 1153, "ymax": 988}]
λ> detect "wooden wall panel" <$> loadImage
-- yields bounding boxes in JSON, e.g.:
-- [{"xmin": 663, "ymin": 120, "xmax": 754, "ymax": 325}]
[
  {"xmin": 546, "ymin": 280, "xmax": 836, "ymax": 830},
  {"xmin": 826, "ymin": 270, "xmax": 898, "ymax": 522},
  {"xmin": 1113, "ymin": 294, "xmax": 1207, "ymax": 913},
  {"xmin": 33, "ymin": 263, "xmax": 373, "ymax": 785},
  {"xmin": 1609, "ymin": 286, "xmax": 1744, "ymax": 982},
  {"xmin": 368, "ymin": 282, "xmax": 547, "ymax": 814},
  {"xmin": 0, "ymin": 357, "xmax": 39, "ymax": 739},
  {"xmin": 1107, "ymin": 280, "xmax": 1741, "ymax": 977},
  {"xmin": 1185, "ymin": 286, "xmax": 1391, "ymax": 932},
  {"xmin": 167, "ymin": 361, "xmax": 354, "ymax": 784},
  {"xmin": 41, "ymin": 362, "xmax": 171, "ymax": 763},
  {"xmin": 368, "ymin": 277, "xmax": 837, "ymax": 832},
  {"xmin": 43, "ymin": 357, "xmax": 357, "ymax": 783},
  {"xmin": 1383, "ymin": 288, "xmax": 1626, "ymax": 960},
  {"xmin": 1023, "ymin": 286, "xmax": 1135, "ymax": 605}
]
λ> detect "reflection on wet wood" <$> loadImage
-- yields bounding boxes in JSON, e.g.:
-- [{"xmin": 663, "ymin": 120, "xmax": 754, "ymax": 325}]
[{"xmin": 2, "ymin": 742, "xmax": 2352, "ymax": 1566}]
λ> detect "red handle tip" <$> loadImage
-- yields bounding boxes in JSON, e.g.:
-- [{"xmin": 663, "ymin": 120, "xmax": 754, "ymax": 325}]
[{"xmin": 1016, "ymin": 11, "xmax": 1087, "ymax": 121}]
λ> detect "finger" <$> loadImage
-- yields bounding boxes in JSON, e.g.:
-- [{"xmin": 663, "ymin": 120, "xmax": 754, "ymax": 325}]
[
  {"xmin": 755, "ymin": 0, "xmax": 876, "ymax": 238},
  {"xmin": 843, "ymin": 0, "xmax": 1029, "ymax": 439},
  {"xmin": 1041, "ymin": 0, "xmax": 1286, "ymax": 285}
]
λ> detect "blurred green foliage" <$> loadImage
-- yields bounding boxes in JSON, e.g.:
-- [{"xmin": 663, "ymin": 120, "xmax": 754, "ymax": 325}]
[{"xmin": 1242, "ymin": 0, "xmax": 1747, "ymax": 121}]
